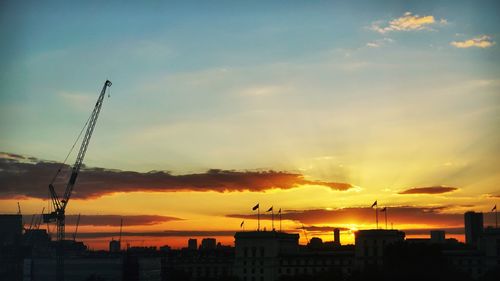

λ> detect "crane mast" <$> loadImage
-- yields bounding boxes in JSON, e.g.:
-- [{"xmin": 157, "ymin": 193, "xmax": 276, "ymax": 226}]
[{"xmin": 43, "ymin": 80, "xmax": 112, "ymax": 281}]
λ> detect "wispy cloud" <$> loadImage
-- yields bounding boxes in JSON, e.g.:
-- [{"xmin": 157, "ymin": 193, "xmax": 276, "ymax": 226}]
[
  {"xmin": 366, "ymin": 38, "xmax": 394, "ymax": 48},
  {"xmin": 451, "ymin": 35, "xmax": 495, "ymax": 48},
  {"xmin": 0, "ymin": 152, "xmax": 353, "ymax": 199},
  {"xmin": 398, "ymin": 186, "xmax": 458, "ymax": 195},
  {"xmin": 58, "ymin": 91, "xmax": 96, "ymax": 111},
  {"xmin": 370, "ymin": 12, "xmax": 444, "ymax": 34}
]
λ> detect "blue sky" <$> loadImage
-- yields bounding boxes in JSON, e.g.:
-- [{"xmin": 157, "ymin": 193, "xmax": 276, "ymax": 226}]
[
  {"xmin": 1, "ymin": 0, "xmax": 499, "ymax": 192},
  {"xmin": 1, "ymin": 1, "xmax": 500, "ymax": 247}
]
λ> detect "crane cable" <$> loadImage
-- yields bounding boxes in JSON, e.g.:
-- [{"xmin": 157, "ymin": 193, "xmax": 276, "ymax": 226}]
[{"xmin": 49, "ymin": 113, "xmax": 92, "ymax": 186}]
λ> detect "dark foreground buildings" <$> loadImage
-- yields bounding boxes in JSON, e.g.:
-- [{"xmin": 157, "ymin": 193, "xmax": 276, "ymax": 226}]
[{"xmin": 1, "ymin": 211, "xmax": 499, "ymax": 281}]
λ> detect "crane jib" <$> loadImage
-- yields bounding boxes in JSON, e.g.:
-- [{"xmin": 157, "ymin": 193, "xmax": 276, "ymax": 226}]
[{"xmin": 45, "ymin": 80, "xmax": 112, "ymax": 281}]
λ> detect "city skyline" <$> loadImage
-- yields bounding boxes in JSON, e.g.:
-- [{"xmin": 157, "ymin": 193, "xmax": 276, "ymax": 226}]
[{"xmin": 1, "ymin": 0, "xmax": 499, "ymax": 250}]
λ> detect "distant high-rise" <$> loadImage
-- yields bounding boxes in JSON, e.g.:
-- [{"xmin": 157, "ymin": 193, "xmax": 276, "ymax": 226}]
[
  {"xmin": 334, "ymin": 228, "xmax": 341, "ymax": 246},
  {"xmin": 201, "ymin": 238, "xmax": 216, "ymax": 250},
  {"xmin": 0, "ymin": 214, "xmax": 23, "ymax": 246},
  {"xmin": 464, "ymin": 211, "xmax": 484, "ymax": 247},
  {"xmin": 188, "ymin": 238, "xmax": 198, "ymax": 250},
  {"xmin": 430, "ymin": 230, "xmax": 446, "ymax": 244},
  {"xmin": 109, "ymin": 239, "xmax": 121, "ymax": 253}
]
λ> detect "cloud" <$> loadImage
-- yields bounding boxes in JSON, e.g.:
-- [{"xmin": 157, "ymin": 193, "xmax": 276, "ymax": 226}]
[
  {"xmin": 298, "ymin": 225, "xmax": 350, "ymax": 232},
  {"xmin": 67, "ymin": 215, "xmax": 181, "ymax": 226},
  {"xmin": 451, "ymin": 35, "xmax": 495, "ymax": 48},
  {"xmin": 227, "ymin": 206, "xmax": 464, "ymax": 227},
  {"xmin": 366, "ymin": 38, "xmax": 394, "ymax": 48},
  {"xmin": 0, "ymin": 152, "xmax": 353, "ymax": 199},
  {"xmin": 76, "ymin": 230, "xmax": 239, "ymax": 239},
  {"xmin": 398, "ymin": 186, "xmax": 458, "ymax": 195},
  {"xmin": 371, "ymin": 12, "xmax": 442, "ymax": 34}
]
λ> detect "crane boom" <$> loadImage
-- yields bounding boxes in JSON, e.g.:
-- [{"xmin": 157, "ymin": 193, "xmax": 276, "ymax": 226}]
[
  {"xmin": 43, "ymin": 80, "xmax": 112, "ymax": 281},
  {"xmin": 62, "ymin": 79, "xmax": 112, "ymax": 210}
]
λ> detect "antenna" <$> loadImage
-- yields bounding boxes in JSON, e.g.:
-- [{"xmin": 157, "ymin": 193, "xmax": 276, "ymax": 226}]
[
  {"xmin": 119, "ymin": 218, "xmax": 123, "ymax": 245},
  {"xmin": 301, "ymin": 224, "xmax": 309, "ymax": 244}
]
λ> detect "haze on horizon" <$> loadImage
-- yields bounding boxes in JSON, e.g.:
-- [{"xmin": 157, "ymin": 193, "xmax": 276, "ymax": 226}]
[{"xmin": 1, "ymin": 0, "xmax": 499, "ymax": 249}]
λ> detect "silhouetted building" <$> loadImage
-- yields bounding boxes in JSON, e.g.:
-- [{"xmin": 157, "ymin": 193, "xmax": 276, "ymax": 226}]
[
  {"xmin": 188, "ymin": 238, "xmax": 197, "ymax": 250},
  {"xmin": 200, "ymin": 238, "xmax": 216, "ymax": 250},
  {"xmin": 354, "ymin": 229, "xmax": 405, "ymax": 268},
  {"xmin": 234, "ymin": 231, "xmax": 300, "ymax": 281},
  {"xmin": 109, "ymin": 239, "xmax": 121, "ymax": 253},
  {"xmin": 465, "ymin": 211, "xmax": 484, "ymax": 247},
  {"xmin": 430, "ymin": 230, "xmax": 446, "ymax": 244},
  {"xmin": 162, "ymin": 246, "xmax": 235, "ymax": 281},
  {"xmin": 478, "ymin": 227, "xmax": 500, "ymax": 267},
  {"xmin": 308, "ymin": 237, "xmax": 323, "ymax": 249},
  {"xmin": 159, "ymin": 245, "xmax": 171, "ymax": 252},
  {"xmin": 123, "ymin": 253, "xmax": 140, "ymax": 281},
  {"xmin": 334, "ymin": 228, "xmax": 341, "ymax": 246},
  {"xmin": 23, "ymin": 229, "xmax": 51, "ymax": 256},
  {"xmin": 0, "ymin": 214, "xmax": 23, "ymax": 246}
]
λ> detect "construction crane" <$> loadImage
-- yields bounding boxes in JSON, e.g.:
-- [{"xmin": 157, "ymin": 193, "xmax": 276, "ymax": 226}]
[
  {"xmin": 34, "ymin": 207, "xmax": 45, "ymax": 230},
  {"xmin": 72, "ymin": 214, "xmax": 81, "ymax": 241},
  {"xmin": 43, "ymin": 80, "xmax": 112, "ymax": 281}
]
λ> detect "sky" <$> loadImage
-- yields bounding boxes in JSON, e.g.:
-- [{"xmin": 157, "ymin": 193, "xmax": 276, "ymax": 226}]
[{"xmin": 0, "ymin": 0, "xmax": 499, "ymax": 249}]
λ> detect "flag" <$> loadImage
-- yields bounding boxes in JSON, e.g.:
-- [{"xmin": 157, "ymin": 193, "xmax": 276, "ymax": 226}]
[
  {"xmin": 240, "ymin": 221, "xmax": 244, "ymax": 228},
  {"xmin": 371, "ymin": 201, "xmax": 378, "ymax": 208},
  {"xmin": 278, "ymin": 208, "xmax": 281, "ymax": 214},
  {"xmin": 493, "ymin": 205, "xmax": 497, "ymax": 211},
  {"xmin": 267, "ymin": 206, "xmax": 273, "ymax": 212},
  {"xmin": 380, "ymin": 207, "xmax": 387, "ymax": 212},
  {"xmin": 252, "ymin": 203, "xmax": 259, "ymax": 211}
]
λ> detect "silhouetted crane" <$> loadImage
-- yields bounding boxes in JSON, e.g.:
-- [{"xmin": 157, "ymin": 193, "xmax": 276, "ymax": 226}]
[{"xmin": 43, "ymin": 80, "xmax": 112, "ymax": 281}]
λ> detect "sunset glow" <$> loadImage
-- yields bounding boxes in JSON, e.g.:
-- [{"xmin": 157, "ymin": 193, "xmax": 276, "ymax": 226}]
[{"xmin": 1, "ymin": 0, "xmax": 499, "ymax": 251}]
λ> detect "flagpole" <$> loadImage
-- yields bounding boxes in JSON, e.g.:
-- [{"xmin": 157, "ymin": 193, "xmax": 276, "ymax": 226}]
[
  {"xmin": 385, "ymin": 208, "xmax": 388, "ymax": 229},
  {"xmin": 258, "ymin": 206, "xmax": 260, "ymax": 231},
  {"xmin": 279, "ymin": 211, "xmax": 282, "ymax": 232},
  {"xmin": 272, "ymin": 209, "xmax": 274, "ymax": 231},
  {"xmin": 376, "ymin": 206, "xmax": 379, "ymax": 229}
]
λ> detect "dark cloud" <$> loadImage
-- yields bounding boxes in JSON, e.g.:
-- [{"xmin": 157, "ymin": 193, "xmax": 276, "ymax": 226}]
[
  {"xmin": 0, "ymin": 152, "xmax": 352, "ymax": 199},
  {"xmin": 398, "ymin": 186, "xmax": 458, "ymax": 195},
  {"xmin": 227, "ymin": 206, "xmax": 464, "ymax": 227},
  {"xmin": 76, "ymin": 230, "xmax": 238, "ymax": 239},
  {"xmin": 402, "ymin": 227, "xmax": 464, "ymax": 235},
  {"xmin": 297, "ymin": 225, "xmax": 350, "ymax": 232},
  {"xmin": 23, "ymin": 214, "xmax": 181, "ymax": 226},
  {"xmin": 66, "ymin": 215, "xmax": 182, "ymax": 226}
]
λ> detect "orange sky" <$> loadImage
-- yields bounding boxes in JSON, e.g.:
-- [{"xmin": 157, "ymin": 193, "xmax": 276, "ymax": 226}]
[{"xmin": 1, "ymin": 1, "xmax": 499, "ymax": 251}]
